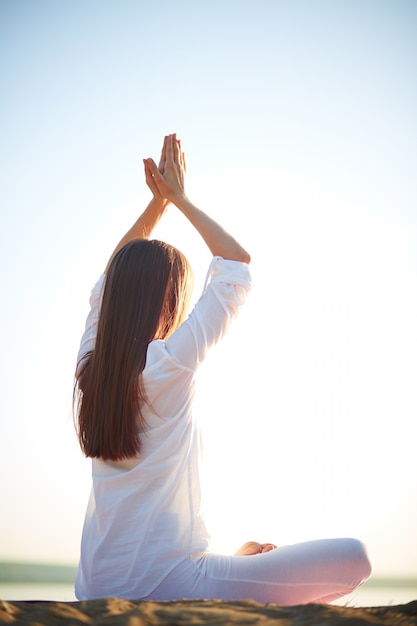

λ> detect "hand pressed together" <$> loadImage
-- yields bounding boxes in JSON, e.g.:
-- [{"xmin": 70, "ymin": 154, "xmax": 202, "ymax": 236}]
[{"xmin": 144, "ymin": 133, "xmax": 186, "ymax": 204}]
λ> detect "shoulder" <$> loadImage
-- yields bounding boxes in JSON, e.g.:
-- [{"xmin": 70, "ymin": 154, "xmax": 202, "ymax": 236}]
[{"xmin": 145, "ymin": 340, "xmax": 195, "ymax": 374}]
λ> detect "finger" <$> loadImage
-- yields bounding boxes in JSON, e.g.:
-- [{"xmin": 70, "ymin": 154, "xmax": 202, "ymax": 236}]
[
  {"xmin": 158, "ymin": 135, "xmax": 168, "ymax": 173},
  {"xmin": 144, "ymin": 158, "xmax": 156, "ymax": 179},
  {"xmin": 145, "ymin": 158, "xmax": 164, "ymax": 188},
  {"xmin": 143, "ymin": 160, "xmax": 159, "ymax": 193},
  {"xmin": 165, "ymin": 134, "xmax": 174, "ymax": 165},
  {"xmin": 181, "ymin": 150, "xmax": 187, "ymax": 173},
  {"xmin": 261, "ymin": 544, "xmax": 277, "ymax": 553},
  {"xmin": 172, "ymin": 133, "xmax": 180, "ymax": 166},
  {"xmin": 146, "ymin": 158, "xmax": 161, "ymax": 175},
  {"xmin": 143, "ymin": 158, "xmax": 153, "ymax": 181}
]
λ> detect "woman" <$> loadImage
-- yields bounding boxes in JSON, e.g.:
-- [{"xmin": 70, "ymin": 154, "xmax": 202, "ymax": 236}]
[{"xmin": 74, "ymin": 134, "xmax": 371, "ymax": 604}]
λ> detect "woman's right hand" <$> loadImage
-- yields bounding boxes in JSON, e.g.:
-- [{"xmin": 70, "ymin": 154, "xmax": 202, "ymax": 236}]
[{"xmin": 144, "ymin": 134, "xmax": 186, "ymax": 204}]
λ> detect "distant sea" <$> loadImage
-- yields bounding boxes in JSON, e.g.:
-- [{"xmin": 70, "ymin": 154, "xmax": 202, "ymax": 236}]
[{"xmin": 0, "ymin": 562, "xmax": 416, "ymax": 607}]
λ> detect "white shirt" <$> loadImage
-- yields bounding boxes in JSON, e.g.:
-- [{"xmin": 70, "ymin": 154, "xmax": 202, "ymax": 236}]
[{"xmin": 75, "ymin": 256, "xmax": 252, "ymax": 600}]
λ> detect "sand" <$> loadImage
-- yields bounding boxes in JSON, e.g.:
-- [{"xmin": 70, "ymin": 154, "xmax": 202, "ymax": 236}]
[{"xmin": 1, "ymin": 598, "xmax": 417, "ymax": 625}]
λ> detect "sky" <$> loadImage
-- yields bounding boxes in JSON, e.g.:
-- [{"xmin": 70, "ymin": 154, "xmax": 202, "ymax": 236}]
[{"xmin": 1, "ymin": 0, "xmax": 416, "ymax": 581}]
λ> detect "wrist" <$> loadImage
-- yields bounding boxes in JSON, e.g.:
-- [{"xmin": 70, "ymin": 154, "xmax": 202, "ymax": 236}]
[
  {"xmin": 149, "ymin": 196, "xmax": 170, "ymax": 211},
  {"xmin": 170, "ymin": 191, "xmax": 191, "ymax": 210}
]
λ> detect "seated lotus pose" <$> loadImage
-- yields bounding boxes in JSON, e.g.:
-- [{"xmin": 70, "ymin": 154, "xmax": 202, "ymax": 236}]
[{"xmin": 73, "ymin": 134, "xmax": 371, "ymax": 603}]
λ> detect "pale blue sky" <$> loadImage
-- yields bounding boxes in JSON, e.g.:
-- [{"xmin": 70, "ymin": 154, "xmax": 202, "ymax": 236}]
[{"xmin": 1, "ymin": 0, "xmax": 416, "ymax": 582}]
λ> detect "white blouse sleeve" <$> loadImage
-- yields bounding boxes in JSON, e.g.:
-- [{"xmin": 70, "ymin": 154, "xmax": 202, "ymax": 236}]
[
  {"xmin": 76, "ymin": 257, "xmax": 252, "ymax": 376},
  {"xmin": 76, "ymin": 274, "xmax": 106, "ymax": 375},
  {"xmin": 164, "ymin": 256, "xmax": 252, "ymax": 371}
]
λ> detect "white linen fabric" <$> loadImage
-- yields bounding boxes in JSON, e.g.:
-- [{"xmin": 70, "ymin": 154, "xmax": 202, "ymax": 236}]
[
  {"xmin": 75, "ymin": 257, "xmax": 252, "ymax": 600},
  {"xmin": 145, "ymin": 538, "xmax": 371, "ymax": 605},
  {"xmin": 75, "ymin": 256, "xmax": 371, "ymax": 603}
]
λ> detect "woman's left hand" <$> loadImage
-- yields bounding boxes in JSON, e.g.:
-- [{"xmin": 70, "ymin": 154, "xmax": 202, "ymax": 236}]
[
  {"xmin": 144, "ymin": 135, "xmax": 170, "ymax": 201},
  {"xmin": 234, "ymin": 541, "xmax": 278, "ymax": 556}
]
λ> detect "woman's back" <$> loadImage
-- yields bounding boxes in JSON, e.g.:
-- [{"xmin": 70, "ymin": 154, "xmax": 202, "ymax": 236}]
[{"xmin": 75, "ymin": 257, "xmax": 252, "ymax": 600}]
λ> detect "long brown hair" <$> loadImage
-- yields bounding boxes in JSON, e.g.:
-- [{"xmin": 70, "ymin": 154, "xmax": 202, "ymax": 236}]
[{"xmin": 74, "ymin": 239, "xmax": 193, "ymax": 460}]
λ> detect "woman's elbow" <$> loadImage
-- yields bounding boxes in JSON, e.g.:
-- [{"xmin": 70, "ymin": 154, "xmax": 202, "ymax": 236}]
[{"xmin": 241, "ymin": 250, "xmax": 251, "ymax": 264}]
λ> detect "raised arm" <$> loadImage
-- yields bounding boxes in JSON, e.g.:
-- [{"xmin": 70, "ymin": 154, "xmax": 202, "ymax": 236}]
[
  {"xmin": 145, "ymin": 135, "xmax": 251, "ymax": 264},
  {"xmin": 104, "ymin": 137, "xmax": 170, "ymax": 273}
]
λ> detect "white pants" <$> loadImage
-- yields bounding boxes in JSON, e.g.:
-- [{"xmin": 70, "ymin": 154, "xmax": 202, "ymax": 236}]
[{"xmin": 145, "ymin": 538, "xmax": 371, "ymax": 605}]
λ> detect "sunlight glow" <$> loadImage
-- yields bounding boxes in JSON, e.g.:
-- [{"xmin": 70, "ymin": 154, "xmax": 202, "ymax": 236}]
[{"xmin": 1, "ymin": 0, "xmax": 416, "ymax": 579}]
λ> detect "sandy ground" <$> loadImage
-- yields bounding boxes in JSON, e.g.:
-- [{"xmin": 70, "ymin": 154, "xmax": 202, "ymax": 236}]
[{"xmin": 1, "ymin": 598, "xmax": 417, "ymax": 625}]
